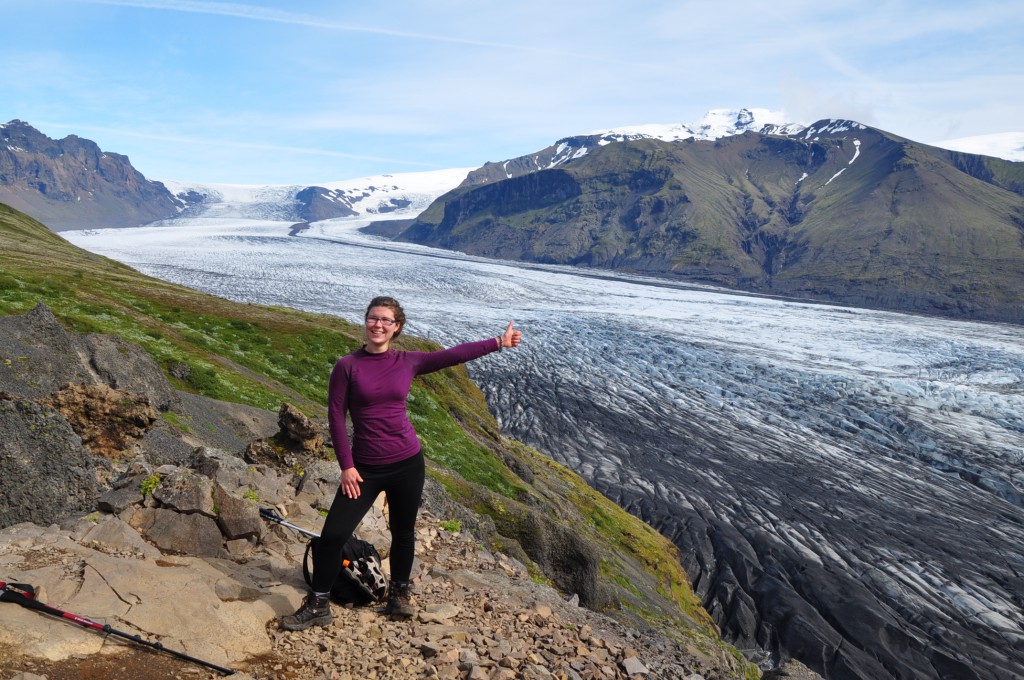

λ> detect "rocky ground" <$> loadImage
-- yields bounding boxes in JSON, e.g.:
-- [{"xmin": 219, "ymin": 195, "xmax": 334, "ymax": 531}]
[{"xmin": 0, "ymin": 506, "xmax": 765, "ymax": 680}]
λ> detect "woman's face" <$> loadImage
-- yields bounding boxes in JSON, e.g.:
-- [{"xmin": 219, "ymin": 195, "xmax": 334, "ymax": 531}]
[{"xmin": 363, "ymin": 305, "xmax": 401, "ymax": 351}]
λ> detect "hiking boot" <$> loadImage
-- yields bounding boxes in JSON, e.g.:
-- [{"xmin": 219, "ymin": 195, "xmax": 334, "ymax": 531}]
[
  {"xmin": 280, "ymin": 593, "xmax": 332, "ymax": 631},
  {"xmin": 383, "ymin": 580, "xmax": 415, "ymax": 619}
]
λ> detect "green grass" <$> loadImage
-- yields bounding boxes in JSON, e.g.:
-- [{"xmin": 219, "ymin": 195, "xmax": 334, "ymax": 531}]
[
  {"xmin": 438, "ymin": 519, "xmax": 462, "ymax": 532},
  {"xmin": 161, "ymin": 410, "xmax": 193, "ymax": 433},
  {"xmin": 409, "ymin": 384, "xmax": 526, "ymax": 497}
]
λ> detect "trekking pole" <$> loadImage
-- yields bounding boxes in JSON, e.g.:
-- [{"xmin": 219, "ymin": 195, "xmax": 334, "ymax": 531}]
[
  {"xmin": 259, "ymin": 507, "xmax": 319, "ymax": 539},
  {"xmin": 0, "ymin": 581, "xmax": 234, "ymax": 676}
]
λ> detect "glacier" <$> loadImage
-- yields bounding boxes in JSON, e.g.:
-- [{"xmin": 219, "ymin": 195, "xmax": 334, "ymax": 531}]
[{"xmin": 64, "ymin": 188, "xmax": 1024, "ymax": 680}]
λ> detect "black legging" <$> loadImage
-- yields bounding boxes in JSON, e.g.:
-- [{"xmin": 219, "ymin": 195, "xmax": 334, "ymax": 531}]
[{"xmin": 311, "ymin": 451, "xmax": 425, "ymax": 593}]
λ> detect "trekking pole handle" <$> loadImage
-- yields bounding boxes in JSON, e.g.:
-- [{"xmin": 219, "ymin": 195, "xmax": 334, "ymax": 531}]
[{"xmin": 259, "ymin": 507, "xmax": 319, "ymax": 538}]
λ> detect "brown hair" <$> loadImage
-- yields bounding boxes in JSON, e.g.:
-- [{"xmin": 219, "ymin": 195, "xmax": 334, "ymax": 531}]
[{"xmin": 365, "ymin": 296, "xmax": 406, "ymax": 337}]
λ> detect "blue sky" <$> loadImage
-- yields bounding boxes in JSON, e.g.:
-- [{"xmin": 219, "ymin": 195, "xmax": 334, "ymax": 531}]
[{"xmin": 3, "ymin": 0, "xmax": 1022, "ymax": 184}]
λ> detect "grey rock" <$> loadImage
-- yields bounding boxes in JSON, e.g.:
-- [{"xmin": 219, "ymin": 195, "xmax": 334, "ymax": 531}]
[
  {"xmin": 297, "ymin": 458, "xmax": 342, "ymax": 500},
  {"xmin": 418, "ymin": 603, "xmax": 461, "ymax": 623},
  {"xmin": 194, "ymin": 447, "xmax": 294, "ymax": 503},
  {"xmin": 82, "ymin": 333, "xmax": 178, "ymax": 411},
  {"xmin": 0, "ymin": 303, "xmax": 91, "ymax": 399},
  {"xmin": 169, "ymin": 361, "xmax": 191, "ymax": 380},
  {"xmin": 0, "ymin": 302, "xmax": 177, "ymax": 410},
  {"xmin": 151, "ymin": 467, "xmax": 216, "ymax": 517},
  {"xmin": 0, "ymin": 398, "xmax": 108, "ymax": 528},
  {"xmin": 193, "ymin": 446, "xmax": 251, "ymax": 483},
  {"xmin": 214, "ymin": 482, "xmax": 263, "ymax": 540},
  {"xmin": 139, "ymin": 423, "xmax": 195, "ymax": 465},
  {"xmin": 621, "ymin": 656, "xmax": 649, "ymax": 676},
  {"xmin": 174, "ymin": 391, "xmax": 279, "ymax": 453},
  {"xmin": 96, "ymin": 484, "xmax": 144, "ymax": 514},
  {"xmin": 130, "ymin": 506, "xmax": 225, "ymax": 557},
  {"xmin": 112, "ymin": 470, "xmax": 151, "ymax": 490},
  {"xmin": 79, "ymin": 515, "xmax": 161, "ymax": 558}
]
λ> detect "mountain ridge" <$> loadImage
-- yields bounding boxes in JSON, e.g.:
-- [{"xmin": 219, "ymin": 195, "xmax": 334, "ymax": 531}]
[
  {"xmin": 6, "ymin": 113, "xmax": 1022, "ymax": 320},
  {"xmin": 0, "ymin": 119, "xmax": 183, "ymax": 230},
  {"xmin": 394, "ymin": 118, "xmax": 1024, "ymax": 324},
  {"xmin": 2, "ymin": 120, "xmax": 474, "ymax": 230},
  {"xmin": 6, "ymin": 111, "xmax": 1023, "ymax": 232}
]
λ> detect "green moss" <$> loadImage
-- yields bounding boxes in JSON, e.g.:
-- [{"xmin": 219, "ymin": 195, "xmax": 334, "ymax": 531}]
[
  {"xmin": 601, "ymin": 557, "xmax": 642, "ymax": 598},
  {"xmin": 438, "ymin": 519, "xmax": 462, "ymax": 533},
  {"xmin": 140, "ymin": 474, "xmax": 161, "ymax": 497},
  {"xmin": 161, "ymin": 410, "xmax": 193, "ymax": 433}
]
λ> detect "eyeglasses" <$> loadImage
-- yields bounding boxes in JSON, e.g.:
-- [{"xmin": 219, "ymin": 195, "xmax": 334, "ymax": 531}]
[{"xmin": 365, "ymin": 316, "xmax": 397, "ymax": 328}]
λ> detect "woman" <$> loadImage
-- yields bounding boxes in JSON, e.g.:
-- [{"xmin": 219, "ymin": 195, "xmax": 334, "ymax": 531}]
[{"xmin": 281, "ymin": 295, "xmax": 522, "ymax": 630}]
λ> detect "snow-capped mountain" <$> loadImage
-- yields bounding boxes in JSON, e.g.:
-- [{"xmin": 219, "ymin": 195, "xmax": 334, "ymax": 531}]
[
  {"xmin": 160, "ymin": 168, "xmax": 474, "ymax": 223},
  {"xmin": 8, "ymin": 114, "xmax": 1020, "ymax": 233},
  {"xmin": 465, "ymin": 108, "xmax": 819, "ymax": 182},
  {"xmin": 590, "ymin": 107, "xmax": 807, "ymax": 144},
  {"xmin": 590, "ymin": 108, "xmax": 1024, "ymax": 162}
]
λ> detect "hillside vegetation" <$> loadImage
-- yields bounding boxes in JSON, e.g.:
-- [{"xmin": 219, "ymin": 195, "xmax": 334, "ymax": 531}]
[
  {"xmin": 397, "ymin": 122, "xmax": 1024, "ymax": 323},
  {"xmin": 0, "ymin": 201, "xmax": 754, "ymax": 674}
]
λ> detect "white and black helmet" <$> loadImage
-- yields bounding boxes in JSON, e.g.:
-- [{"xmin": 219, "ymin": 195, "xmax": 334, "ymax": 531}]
[{"xmin": 344, "ymin": 555, "xmax": 388, "ymax": 601}]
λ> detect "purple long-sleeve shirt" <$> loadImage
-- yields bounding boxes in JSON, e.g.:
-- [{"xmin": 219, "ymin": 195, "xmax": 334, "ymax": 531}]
[{"xmin": 327, "ymin": 338, "xmax": 500, "ymax": 469}]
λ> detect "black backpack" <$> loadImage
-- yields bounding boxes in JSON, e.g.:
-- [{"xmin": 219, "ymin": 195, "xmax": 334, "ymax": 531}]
[
  {"xmin": 303, "ymin": 536, "xmax": 387, "ymax": 606},
  {"xmin": 258, "ymin": 508, "xmax": 387, "ymax": 606}
]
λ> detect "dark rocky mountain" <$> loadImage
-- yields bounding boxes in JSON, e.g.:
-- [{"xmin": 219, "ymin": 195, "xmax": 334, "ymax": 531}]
[
  {"xmin": 393, "ymin": 120, "xmax": 1024, "ymax": 324},
  {"xmin": 0, "ymin": 120, "xmax": 184, "ymax": 230},
  {"xmin": 0, "ymin": 120, "xmax": 358, "ymax": 230}
]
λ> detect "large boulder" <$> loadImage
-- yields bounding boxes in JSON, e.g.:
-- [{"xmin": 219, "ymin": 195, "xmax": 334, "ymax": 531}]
[
  {"xmin": 151, "ymin": 467, "xmax": 217, "ymax": 516},
  {"xmin": 0, "ymin": 303, "xmax": 92, "ymax": 399},
  {"xmin": 277, "ymin": 402, "xmax": 324, "ymax": 453},
  {"xmin": 213, "ymin": 482, "xmax": 263, "ymax": 540},
  {"xmin": 0, "ymin": 399, "xmax": 109, "ymax": 528},
  {"xmin": 129, "ymin": 507, "xmax": 225, "ymax": 558},
  {"xmin": 0, "ymin": 302, "xmax": 178, "ymax": 411}
]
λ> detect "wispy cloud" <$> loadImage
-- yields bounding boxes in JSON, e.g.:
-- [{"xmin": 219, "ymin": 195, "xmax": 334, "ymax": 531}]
[
  {"xmin": 72, "ymin": 0, "xmax": 657, "ymax": 67},
  {"xmin": 35, "ymin": 120, "xmax": 438, "ymax": 167}
]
